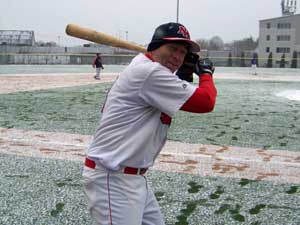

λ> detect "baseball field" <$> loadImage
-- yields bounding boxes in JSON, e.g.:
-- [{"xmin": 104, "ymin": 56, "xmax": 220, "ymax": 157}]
[{"xmin": 0, "ymin": 65, "xmax": 299, "ymax": 225}]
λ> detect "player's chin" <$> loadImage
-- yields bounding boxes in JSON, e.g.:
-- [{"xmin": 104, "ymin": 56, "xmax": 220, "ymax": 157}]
[{"xmin": 166, "ymin": 63, "xmax": 180, "ymax": 73}]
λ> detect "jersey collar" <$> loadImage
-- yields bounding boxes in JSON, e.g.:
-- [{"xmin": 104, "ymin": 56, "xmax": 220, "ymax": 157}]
[{"xmin": 144, "ymin": 53, "xmax": 155, "ymax": 62}]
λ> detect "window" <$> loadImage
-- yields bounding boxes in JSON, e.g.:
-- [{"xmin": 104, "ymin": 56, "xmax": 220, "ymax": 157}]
[
  {"xmin": 267, "ymin": 23, "xmax": 271, "ymax": 29},
  {"xmin": 266, "ymin": 47, "xmax": 270, "ymax": 53},
  {"xmin": 277, "ymin": 23, "xmax": 291, "ymax": 29},
  {"xmin": 277, "ymin": 35, "xmax": 291, "ymax": 41},
  {"xmin": 266, "ymin": 35, "xmax": 270, "ymax": 41},
  {"xmin": 276, "ymin": 47, "xmax": 290, "ymax": 53}
]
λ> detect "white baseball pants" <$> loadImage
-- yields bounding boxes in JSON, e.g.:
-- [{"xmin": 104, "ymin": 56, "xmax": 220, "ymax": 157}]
[
  {"xmin": 82, "ymin": 165, "xmax": 165, "ymax": 225},
  {"xmin": 95, "ymin": 67, "xmax": 101, "ymax": 78}
]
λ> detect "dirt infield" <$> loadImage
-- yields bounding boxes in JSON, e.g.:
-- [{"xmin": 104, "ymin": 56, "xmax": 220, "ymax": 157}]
[
  {"xmin": 1, "ymin": 127, "xmax": 299, "ymax": 184},
  {"xmin": 1, "ymin": 72, "xmax": 300, "ymax": 184},
  {"xmin": 0, "ymin": 73, "xmax": 119, "ymax": 94},
  {"xmin": 1, "ymin": 72, "xmax": 300, "ymax": 94}
]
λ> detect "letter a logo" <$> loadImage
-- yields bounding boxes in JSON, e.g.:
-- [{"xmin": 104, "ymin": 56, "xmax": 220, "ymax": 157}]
[{"xmin": 177, "ymin": 26, "xmax": 190, "ymax": 39}]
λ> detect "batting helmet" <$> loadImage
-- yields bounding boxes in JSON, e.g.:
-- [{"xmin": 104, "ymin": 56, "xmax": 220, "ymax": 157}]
[{"xmin": 147, "ymin": 22, "xmax": 200, "ymax": 53}]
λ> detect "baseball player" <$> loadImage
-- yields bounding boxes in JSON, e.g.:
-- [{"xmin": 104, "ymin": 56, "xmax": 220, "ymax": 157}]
[
  {"xmin": 251, "ymin": 57, "xmax": 258, "ymax": 75},
  {"xmin": 83, "ymin": 22, "xmax": 217, "ymax": 225},
  {"xmin": 92, "ymin": 53, "xmax": 104, "ymax": 80}
]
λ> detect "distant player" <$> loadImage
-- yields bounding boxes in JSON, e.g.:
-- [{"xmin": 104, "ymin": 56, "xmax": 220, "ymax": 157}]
[
  {"xmin": 251, "ymin": 57, "xmax": 258, "ymax": 75},
  {"xmin": 83, "ymin": 22, "xmax": 217, "ymax": 225},
  {"xmin": 92, "ymin": 53, "xmax": 104, "ymax": 80}
]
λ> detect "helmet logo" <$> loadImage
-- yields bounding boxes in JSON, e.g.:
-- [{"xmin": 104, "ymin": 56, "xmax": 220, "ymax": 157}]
[{"xmin": 177, "ymin": 26, "xmax": 190, "ymax": 39}]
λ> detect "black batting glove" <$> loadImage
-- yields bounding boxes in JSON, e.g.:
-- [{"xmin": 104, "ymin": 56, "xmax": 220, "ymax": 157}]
[
  {"xmin": 176, "ymin": 53, "xmax": 199, "ymax": 82},
  {"xmin": 195, "ymin": 58, "xmax": 215, "ymax": 76}
]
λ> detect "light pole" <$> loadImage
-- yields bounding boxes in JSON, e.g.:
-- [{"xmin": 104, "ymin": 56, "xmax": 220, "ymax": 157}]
[{"xmin": 176, "ymin": 0, "xmax": 179, "ymax": 23}]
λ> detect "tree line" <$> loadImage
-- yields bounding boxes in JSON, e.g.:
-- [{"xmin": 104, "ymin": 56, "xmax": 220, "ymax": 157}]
[
  {"xmin": 196, "ymin": 36, "xmax": 258, "ymax": 53},
  {"xmin": 195, "ymin": 36, "xmax": 298, "ymax": 68}
]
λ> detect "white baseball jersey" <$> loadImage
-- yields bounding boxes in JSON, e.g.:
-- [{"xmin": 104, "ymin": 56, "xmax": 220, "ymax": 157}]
[{"xmin": 87, "ymin": 53, "xmax": 196, "ymax": 170}]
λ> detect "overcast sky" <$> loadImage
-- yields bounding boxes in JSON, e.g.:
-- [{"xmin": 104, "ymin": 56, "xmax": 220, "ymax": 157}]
[{"xmin": 0, "ymin": 0, "xmax": 298, "ymax": 46}]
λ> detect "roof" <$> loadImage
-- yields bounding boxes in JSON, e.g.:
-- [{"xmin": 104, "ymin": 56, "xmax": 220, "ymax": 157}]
[{"xmin": 259, "ymin": 13, "xmax": 300, "ymax": 22}]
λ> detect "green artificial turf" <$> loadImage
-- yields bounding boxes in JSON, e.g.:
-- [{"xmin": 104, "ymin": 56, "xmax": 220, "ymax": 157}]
[
  {"xmin": 0, "ymin": 83, "xmax": 111, "ymax": 135},
  {"xmin": 170, "ymin": 79, "xmax": 300, "ymax": 151},
  {"xmin": 0, "ymin": 79, "xmax": 299, "ymax": 151},
  {"xmin": 1, "ymin": 67, "xmax": 300, "ymax": 225},
  {"xmin": 1, "ymin": 154, "xmax": 300, "ymax": 225}
]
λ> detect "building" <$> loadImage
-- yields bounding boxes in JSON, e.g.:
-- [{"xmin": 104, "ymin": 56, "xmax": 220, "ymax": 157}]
[
  {"xmin": 258, "ymin": 0, "xmax": 299, "ymax": 67},
  {"xmin": 0, "ymin": 30, "xmax": 35, "ymax": 46}
]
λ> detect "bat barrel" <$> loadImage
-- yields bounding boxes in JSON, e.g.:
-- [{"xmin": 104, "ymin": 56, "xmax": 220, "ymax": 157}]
[{"xmin": 65, "ymin": 24, "xmax": 146, "ymax": 53}]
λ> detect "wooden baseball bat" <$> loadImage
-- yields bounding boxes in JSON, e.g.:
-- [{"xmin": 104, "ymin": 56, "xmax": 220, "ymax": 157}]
[{"xmin": 65, "ymin": 24, "xmax": 146, "ymax": 53}]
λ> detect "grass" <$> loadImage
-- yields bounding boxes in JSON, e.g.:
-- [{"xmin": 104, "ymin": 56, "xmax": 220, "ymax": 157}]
[
  {"xmin": 1, "ymin": 77, "xmax": 300, "ymax": 224},
  {"xmin": 0, "ymin": 79, "xmax": 299, "ymax": 151},
  {"xmin": 1, "ymin": 153, "xmax": 299, "ymax": 225}
]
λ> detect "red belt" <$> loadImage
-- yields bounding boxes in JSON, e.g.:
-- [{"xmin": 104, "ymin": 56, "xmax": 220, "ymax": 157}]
[{"xmin": 85, "ymin": 158, "xmax": 148, "ymax": 175}]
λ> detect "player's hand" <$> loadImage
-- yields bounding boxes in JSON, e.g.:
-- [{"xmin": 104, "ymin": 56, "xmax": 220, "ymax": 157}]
[
  {"xmin": 176, "ymin": 53, "xmax": 199, "ymax": 82},
  {"xmin": 195, "ymin": 58, "xmax": 215, "ymax": 76}
]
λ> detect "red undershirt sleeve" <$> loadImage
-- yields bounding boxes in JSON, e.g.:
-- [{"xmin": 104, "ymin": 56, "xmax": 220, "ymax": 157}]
[{"xmin": 180, "ymin": 74, "xmax": 217, "ymax": 113}]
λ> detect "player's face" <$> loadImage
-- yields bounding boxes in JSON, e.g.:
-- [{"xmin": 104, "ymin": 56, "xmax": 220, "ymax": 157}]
[{"xmin": 154, "ymin": 43, "xmax": 188, "ymax": 73}]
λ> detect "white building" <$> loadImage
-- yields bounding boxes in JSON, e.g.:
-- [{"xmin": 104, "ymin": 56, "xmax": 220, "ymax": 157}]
[{"xmin": 258, "ymin": 0, "xmax": 299, "ymax": 67}]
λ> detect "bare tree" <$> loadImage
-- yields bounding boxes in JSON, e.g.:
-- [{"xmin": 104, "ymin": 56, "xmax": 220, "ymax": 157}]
[
  {"xmin": 228, "ymin": 36, "xmax": 258, "ymax": 55},
  {"xmin": 35, "ymin": 41, "xmax": 58, "ymax": 47},
  {"xmin": 195, "ymin": 38, "xmax": 209, "ymax": 50},
  {"xmin": 208, "ymin": 36, "xmax": 224, "ymax": 50}
]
